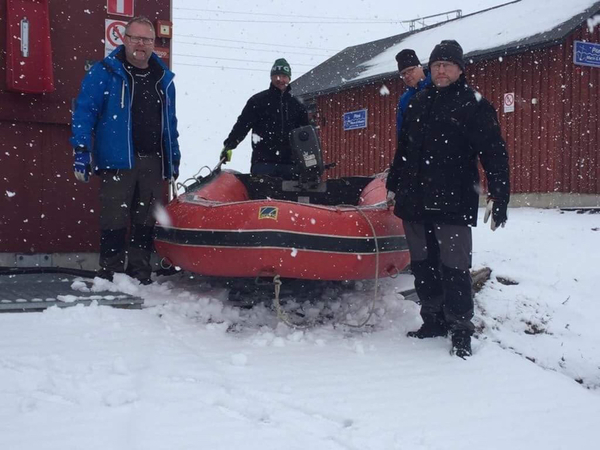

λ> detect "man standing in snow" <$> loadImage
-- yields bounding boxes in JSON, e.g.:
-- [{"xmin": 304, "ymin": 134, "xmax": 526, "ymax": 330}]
[
  {"xmin": 386, "ymin": 40, "xmax": 510, "ymax": 358},
  {"xmin": 71, "ymin": 16, "xmax": 180, "ymax": 285},
  {"xmin": 220, "ymin": 58, "xmax": 309, "ymax": 178}
]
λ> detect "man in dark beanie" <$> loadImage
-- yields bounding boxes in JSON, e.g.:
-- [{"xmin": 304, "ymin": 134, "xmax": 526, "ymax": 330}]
[
  {"xmin": 393, "ymin": 49, "xmax": 431, "ymax": 152},
  {"xmin": 221, "ymin": 58, "xmax": 308, "ymax": 178},
  {"xmin": 428, "ymin": 39, "xmax": 465, "ymax": 71},
  {"xmin": 386, "ymin": 40, "xmax": 510, "ymax": 359}
]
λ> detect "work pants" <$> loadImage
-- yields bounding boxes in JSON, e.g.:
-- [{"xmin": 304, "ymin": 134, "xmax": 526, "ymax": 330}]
[
  {"xmin": 404, "ymin": 221, "xmax": 474, "ymax": 335},
  {"xmin": 98, "ymin": 154, "xmax": 164, "ymax": 279}
]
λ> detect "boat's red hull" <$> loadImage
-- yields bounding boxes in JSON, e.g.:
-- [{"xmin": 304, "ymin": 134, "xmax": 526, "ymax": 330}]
[{"xmin": 155, "ymin": 172, "xmax": 409, "ymax": 281}]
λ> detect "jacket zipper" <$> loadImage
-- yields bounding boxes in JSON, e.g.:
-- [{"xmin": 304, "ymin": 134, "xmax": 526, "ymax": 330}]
[
  {"xmin": 155, "ymin": 70, "xmax": 167, "ymax": 179},
  {"xmin": 122, "ymin": 65, "xmax": 135, "ymax": 169}
]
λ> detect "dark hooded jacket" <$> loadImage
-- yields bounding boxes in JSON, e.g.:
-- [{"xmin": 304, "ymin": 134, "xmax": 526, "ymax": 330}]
[
  {"xmin": 386, "ymin": 74, "xmax": 510, "ymax": 226},
  {"xmin": 224, "ymin": 83, "xmax": 309, "ymax": 166}
]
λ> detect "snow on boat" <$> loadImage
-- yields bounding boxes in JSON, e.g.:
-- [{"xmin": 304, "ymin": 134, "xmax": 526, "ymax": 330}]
[{"xmin": 154, "ymin": 126, "xmax": 410, "ymax": 281}]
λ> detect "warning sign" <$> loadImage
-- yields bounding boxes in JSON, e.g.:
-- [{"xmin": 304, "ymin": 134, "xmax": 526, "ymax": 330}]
[
  {"xmin": 107, "ymin": 0, "xmax": 134, "ymax": 17},
  {"xmin": 503, "ymin": 92, "xmax": 515, "ymax": 113},
  {"xmin": 105, "ymin": 19, "xmax": 127, "ymax": 57}
]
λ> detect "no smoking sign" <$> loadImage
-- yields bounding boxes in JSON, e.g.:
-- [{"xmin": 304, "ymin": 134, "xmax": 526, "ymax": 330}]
[
  {"xmin": 104, "ymin": 19, "xmax": 127, "ymax": 57},
  {"xmin": 503, "ymin": 92, "xmax": 515, "ymax": 113}
]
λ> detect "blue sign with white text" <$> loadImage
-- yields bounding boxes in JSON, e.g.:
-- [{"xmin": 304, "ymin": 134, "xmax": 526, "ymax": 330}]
[
  {"xmin": 343, "ymin": 109, "xmax": 368, "ymax": 130},
  {"xmin": 574, "ymin": 41, "xmax": 600, "ymax": 68}
]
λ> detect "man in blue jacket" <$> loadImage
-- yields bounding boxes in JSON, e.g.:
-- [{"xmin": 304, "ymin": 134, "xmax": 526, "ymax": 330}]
[
  {"xmin": 71, "ymin": 16, "xmax": 180, "ymax": 284},
  {"xmin": 395, "ymin": 49, "xmax": 431, "ymax": 143}
]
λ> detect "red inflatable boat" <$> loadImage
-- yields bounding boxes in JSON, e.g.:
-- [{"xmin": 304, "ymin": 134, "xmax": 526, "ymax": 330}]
[
  {"xmin": 154, "ymin": 125, "xmax": 409, "ymax": 281},
  {"xmin": 154, "ymin": 170, "xmax": 409, "ymax": 281}
]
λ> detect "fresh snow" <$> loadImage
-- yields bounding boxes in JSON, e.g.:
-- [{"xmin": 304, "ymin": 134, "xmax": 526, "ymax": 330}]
[
  {"xmin": 1, "ymin": 208, "xmax": 599, "ymax": 449},
  {"xmin": 355, "ymin": 0, "xmax": 600, "ymax": 81}
]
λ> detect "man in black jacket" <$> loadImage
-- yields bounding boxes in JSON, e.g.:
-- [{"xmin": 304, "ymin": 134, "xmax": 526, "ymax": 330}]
[
  {"xmin": 386, "ymin": 40, "xmax": 510, "ymax": 358},
  {"xmin": 221, "ymin": 58, "xmax": 309, "ymax": 178}
]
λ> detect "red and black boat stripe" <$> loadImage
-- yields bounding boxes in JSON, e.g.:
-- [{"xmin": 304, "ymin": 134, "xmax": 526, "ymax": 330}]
[{"xmin": 155, "ymin": 227, "xmax": 407, "ymax": 254}]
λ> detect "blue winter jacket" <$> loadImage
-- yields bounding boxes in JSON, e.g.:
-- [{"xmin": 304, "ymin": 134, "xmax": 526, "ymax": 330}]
[
  {"xmin": 70, "ymin": 46, "xmax": 180, "ymax": 179},
  {"xmin": 396, "ymin": 71, "xmax": 432, "ymax": 143}
]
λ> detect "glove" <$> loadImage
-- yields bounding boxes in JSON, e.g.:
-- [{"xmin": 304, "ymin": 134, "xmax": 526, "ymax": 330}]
[
  {"xmin": 484, "ymin": 197, "xmax": 508, "ymax": 231},
  {"xmin": 220, "ymin": 147, "xmax": 232, "ymax": 163},
  {"xmin": 73, "ymin": 148, "xmax": 92, "ymax": 183},
  {"xmin": 386, "ymin": 190, "xmax": 396, "ymax": 205}
]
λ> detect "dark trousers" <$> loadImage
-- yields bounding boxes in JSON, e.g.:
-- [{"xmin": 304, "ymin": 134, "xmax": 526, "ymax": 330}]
[
  {"xmin": 98, "ymin": 154, "xmax": 164, "ymax": 279},
  {"xmin": 404, "ymin": 221, "xmax": 474, "ymax": 335}
]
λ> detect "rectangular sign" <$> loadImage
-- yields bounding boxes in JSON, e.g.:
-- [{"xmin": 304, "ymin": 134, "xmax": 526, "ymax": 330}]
[
  {"xmin": 105, "ymin": 19, "xmax": 127, "ymax": 57},
  {"xmin": 343, "ymin": 109, "xmax": 368, "ymax": 131},
  {"xmin": 107, "ymin": 0, "xmax": 134, "ymax": 17},
  {"xmin": 573, "ymin": 40, "xmax": 600, "ymax": 68},
  {"xmin": 503, "ymin": 92, "xmax": 515, "ymax": 113}
]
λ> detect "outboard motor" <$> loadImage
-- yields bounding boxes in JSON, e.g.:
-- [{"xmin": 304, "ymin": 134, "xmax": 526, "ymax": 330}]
[{"xmin": 289, "ymin": 125, "xmax": 324, "ymax": 187}]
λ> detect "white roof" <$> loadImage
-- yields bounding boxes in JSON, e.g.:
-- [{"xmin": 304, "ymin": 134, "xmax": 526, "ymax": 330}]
[{"xmin": 354, "ymin": 0, "xmax": 600, "ymax": 81}]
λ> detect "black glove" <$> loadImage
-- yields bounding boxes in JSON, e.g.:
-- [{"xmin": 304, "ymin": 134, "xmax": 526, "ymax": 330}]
[{"xmin": 484, "ymin": 197, "xmax": 508, "ymax": 231}]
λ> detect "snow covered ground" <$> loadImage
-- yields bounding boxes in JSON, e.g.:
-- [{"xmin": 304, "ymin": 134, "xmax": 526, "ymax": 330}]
[{"xmin": 1, "ymin": 208, "xmax": 599, "ymax": 449}]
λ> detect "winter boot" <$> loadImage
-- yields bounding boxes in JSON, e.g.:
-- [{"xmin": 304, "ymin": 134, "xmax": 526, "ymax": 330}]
[
  {"xmin": 126, "ymin": 224, "xmax": 154, "ymax": 284},
  {"xmin": 407, "ymin": 316, "xmax": 448, "ymax": 339},
  {"xmin": 98, "ymin": 228, "xmax": 127, "ymax": 280},
  {"xmin": 450, "ymin": 332, "xmax": 472, "ymax": 359}
]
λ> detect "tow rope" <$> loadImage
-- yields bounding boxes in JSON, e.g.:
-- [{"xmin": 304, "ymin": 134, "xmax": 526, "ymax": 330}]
[{"xmin": 271, "ymin": 205, "xmax": 381, "ymax": 329}]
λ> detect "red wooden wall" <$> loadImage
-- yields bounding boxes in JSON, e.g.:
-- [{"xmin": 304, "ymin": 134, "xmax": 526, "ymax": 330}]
[
  {"xmin": 315, "ymin": 22, "xmax": 600, "ymax": 195},
  {"xmin": 0, "ymin": 0, "xmax": 171, "ymax": 254}
]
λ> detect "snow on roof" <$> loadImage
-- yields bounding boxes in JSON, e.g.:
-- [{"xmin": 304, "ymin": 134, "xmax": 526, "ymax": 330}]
[
  {"xmin": 293, "ymin": 0, "xmax": 600, "ymax": 98},
  {"xmin": 355, "ymin": 0, "xmax": 600, "ymax": 81}
]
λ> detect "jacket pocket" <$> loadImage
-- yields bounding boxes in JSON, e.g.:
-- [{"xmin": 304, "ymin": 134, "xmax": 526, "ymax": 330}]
[{"xmin": 422, "ymin": 172, "xmax": 462, "ymax": 213}]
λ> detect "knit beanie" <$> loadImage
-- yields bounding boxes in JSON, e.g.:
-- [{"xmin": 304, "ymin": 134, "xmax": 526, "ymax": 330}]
[
  {"xmin": 271, "ymin": 58, "xmax": 292, "ymax": 78},
  {"xmin": 395, "ymin": 49, "xmax": 420, "ymax": 72},
  {"xmin": 429, "ymin": 40, "xmax": 465, "ymax": 71}
]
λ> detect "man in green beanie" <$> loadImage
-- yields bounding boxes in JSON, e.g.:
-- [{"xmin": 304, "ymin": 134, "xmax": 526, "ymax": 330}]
[{"xmin": 221, "ymin": 58, "xmax": 309, "ymax": 178}]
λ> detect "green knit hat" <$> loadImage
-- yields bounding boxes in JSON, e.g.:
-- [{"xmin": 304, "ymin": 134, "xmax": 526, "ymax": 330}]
[{"xmin": 271, "ymin": 58, "xmax": 292, "ymax": 78}]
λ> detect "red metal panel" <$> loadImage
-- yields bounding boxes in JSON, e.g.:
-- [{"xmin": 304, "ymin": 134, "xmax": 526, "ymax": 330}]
[{"xmin": 0, "ymin": 0, "xmax": 173, "ymax": 254}]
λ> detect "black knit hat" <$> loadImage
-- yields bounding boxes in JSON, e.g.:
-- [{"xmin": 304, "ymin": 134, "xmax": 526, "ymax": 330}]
[
  {"xmin": 429, "ymin": 40, "xmax": 465, "ymax": 71},
  {"xmin": 395, "ymin": 49, "xmax": 420, "ymax": 73},
  {"xmin": 271, "ymin": 58, "xmax": 292, "ymax": 78}
]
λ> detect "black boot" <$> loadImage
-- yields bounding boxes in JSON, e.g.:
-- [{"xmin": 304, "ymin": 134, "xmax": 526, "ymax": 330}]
[
  {"xmin": 98, "ymin": 228, "xmax": 127, "ymax": 280},
  {"xmin": 126, "ymin": 225, "xmax": 154, "ymax": 284},
  {"xmin": 407, "ymin": 316, "xmax": 448, "ymax": 338},
  {"xmin": 451, "ymin": 332, "xmax": 472, "ymax": 359}
]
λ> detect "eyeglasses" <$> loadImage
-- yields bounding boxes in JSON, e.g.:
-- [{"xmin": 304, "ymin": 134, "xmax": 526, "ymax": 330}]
[
  {"xmin": 399, "ymin": 66, "xmax": 417, "ymax": 79},
  {"xmin": 430, "ymin": 61, "xmax": 458, "ymax": 71},
  {"xmin": 125, "ymin": 34, "xmax": 155, "ymax": 45}
]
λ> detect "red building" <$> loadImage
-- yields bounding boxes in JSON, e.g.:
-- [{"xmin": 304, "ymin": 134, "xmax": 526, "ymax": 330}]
[
  {"xmin": 0, "ymin": 0, "xmax": 173, "ymax": 269},
  {"xmin": 293, "ymin": 0, "xmax": 600, "ymax": 208}
]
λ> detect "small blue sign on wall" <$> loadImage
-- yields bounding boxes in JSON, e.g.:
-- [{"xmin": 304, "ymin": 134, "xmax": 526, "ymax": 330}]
[
  {"xmin": 574, "ymin": 40, "xmax": 600, "ymax": 68},
  {"xmin": 343, "ymin": 109, "xmax": 368, "ymax": 131}
]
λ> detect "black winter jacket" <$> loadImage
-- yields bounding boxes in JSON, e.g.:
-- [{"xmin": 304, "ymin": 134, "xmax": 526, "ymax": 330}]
[
  {"xmin": 386, "ymin": 75, "xmax": 510, "ymax": 226},
  {"xmin": 224, "ymin": 83, "xmax": 309, "ymax": 166}
]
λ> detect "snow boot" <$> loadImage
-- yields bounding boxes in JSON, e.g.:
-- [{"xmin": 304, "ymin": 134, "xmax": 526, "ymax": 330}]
[
  {"xmin": 450, "ymin": 332, "xmax": 472, "ymax": 359},
  {"xmin": 99, "ymin": 228, "xmax": 127, "ymax": 276},
  {"xmin": 126, "ymin": 225, "xmax": 154, "ymax": 284},
  {"xmin": 407, "ymin": 315, "xmax": 448, "ymax": 339}
]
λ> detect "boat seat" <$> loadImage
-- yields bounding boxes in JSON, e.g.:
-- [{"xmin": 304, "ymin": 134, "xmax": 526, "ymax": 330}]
[{"xmin": 235, "ymin": 174, "xmax": 373, "ymax": 206}]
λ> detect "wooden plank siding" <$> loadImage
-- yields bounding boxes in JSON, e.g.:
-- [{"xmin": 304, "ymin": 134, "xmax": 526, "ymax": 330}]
[
  {"xmin": 0, "ymin": 0, "xmax": 172, "ymax": 254},
  {"xmin": 315, "ymin": 22, "xmax": 600, "ymax": 195}
]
